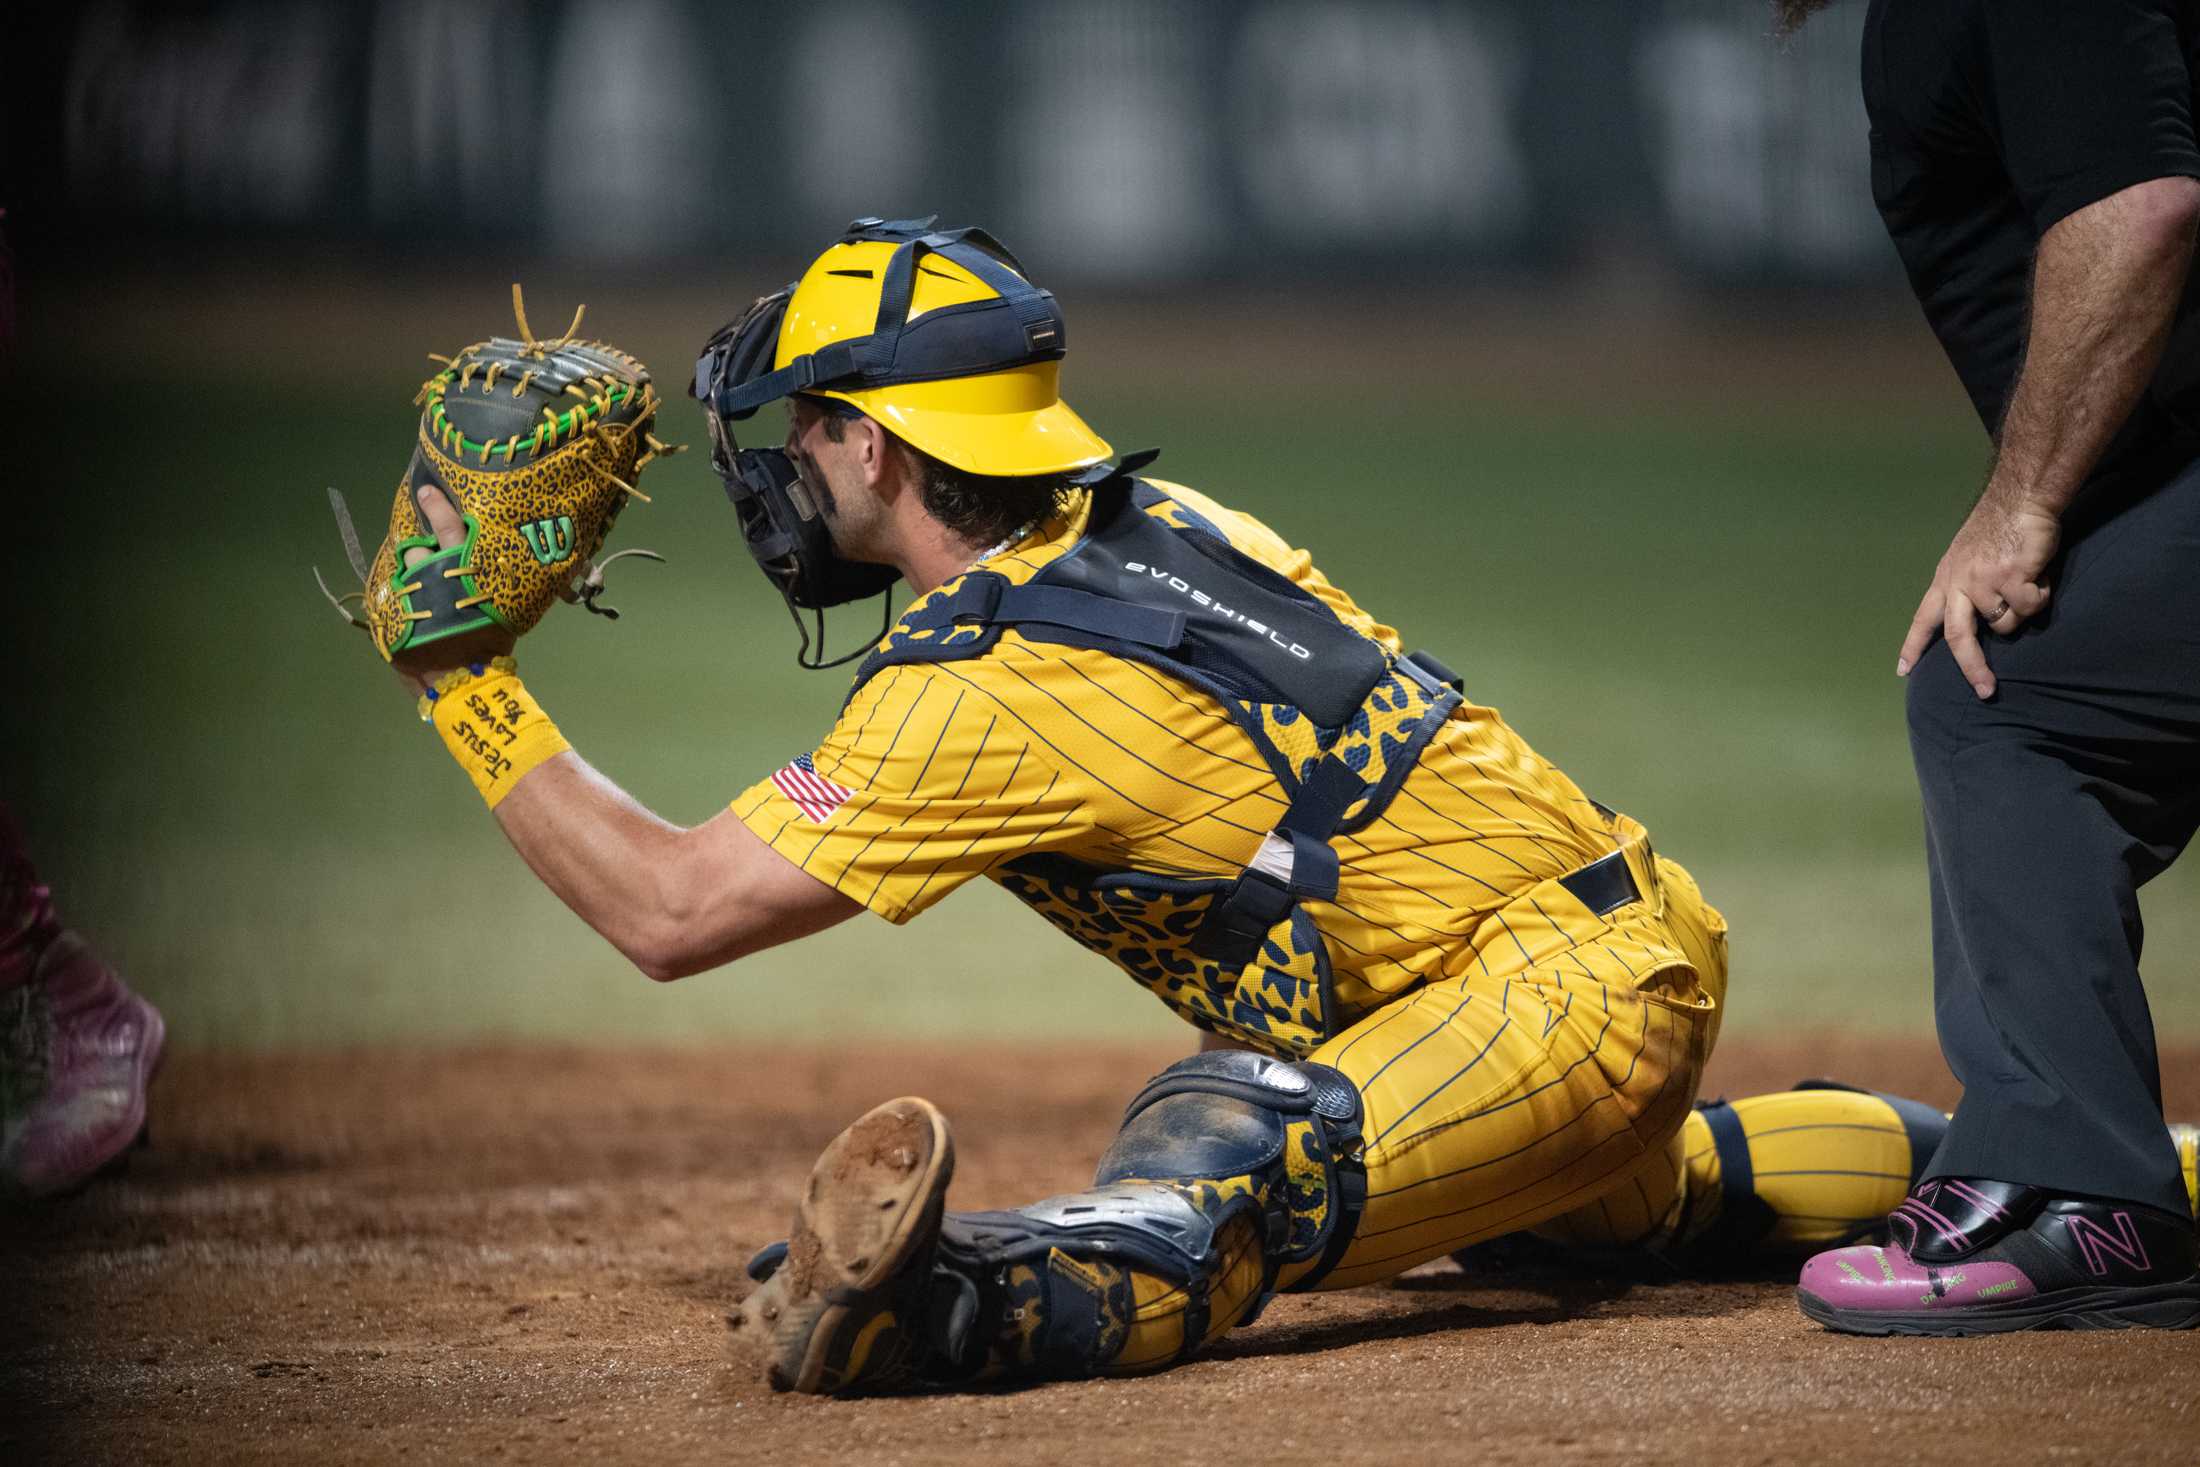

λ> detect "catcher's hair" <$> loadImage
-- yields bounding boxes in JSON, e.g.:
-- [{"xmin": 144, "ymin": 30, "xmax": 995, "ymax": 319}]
[{"xmin": 819, "ymin": 410, "xmax": 1078, "ymax": 548}]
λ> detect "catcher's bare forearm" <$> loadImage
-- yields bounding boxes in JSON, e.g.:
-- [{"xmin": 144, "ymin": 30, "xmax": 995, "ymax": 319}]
[
  {"xmin": 1989, "ymin": 176, "xmax": 2200, "ymax": 515},
  {"xmin": 488, "ymin": 753, "xmax": 859, "ymax": 981}
]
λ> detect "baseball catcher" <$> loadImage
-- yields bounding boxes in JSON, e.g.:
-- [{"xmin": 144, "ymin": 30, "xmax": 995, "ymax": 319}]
[{"xmin": 347, "ymin": 220, "xmax": 2200, "ymax": 1391}]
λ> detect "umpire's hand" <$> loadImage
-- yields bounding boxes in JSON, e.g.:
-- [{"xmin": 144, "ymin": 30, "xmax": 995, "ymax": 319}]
[{"xmin": 1897, "ymin": 495, "xmax": 2059, "ymax": 699}]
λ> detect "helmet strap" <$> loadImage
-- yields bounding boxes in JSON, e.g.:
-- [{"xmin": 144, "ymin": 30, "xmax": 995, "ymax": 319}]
[{"xmin": 786, "ymin": 588, "xmax": 896, "ymax": 672}]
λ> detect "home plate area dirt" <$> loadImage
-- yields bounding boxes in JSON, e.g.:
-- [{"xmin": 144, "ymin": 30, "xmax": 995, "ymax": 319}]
[{"xmin": 6, "ymin": 1035, "xmax": 2198, "ymax": 1465}]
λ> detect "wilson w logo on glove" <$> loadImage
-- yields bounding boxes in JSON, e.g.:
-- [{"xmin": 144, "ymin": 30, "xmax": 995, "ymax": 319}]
[{"xmin": 518, "ymin": 516, "xmax": 577, "ymax": 565}]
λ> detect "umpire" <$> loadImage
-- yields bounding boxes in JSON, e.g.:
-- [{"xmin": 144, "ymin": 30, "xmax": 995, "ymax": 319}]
[{"xmin": 1793, "ymin": 0, "xmax": 2200, "ymax": 1334}]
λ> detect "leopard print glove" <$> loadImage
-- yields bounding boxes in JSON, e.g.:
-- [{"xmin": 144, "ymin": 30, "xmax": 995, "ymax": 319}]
[{"xmin": 323, "ymin": 288, "xmax": 681, "ymax": 661}]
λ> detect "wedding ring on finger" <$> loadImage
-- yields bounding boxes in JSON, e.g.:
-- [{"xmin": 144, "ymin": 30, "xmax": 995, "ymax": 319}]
[{"xmin": 1983, "ymin": 597, "xmax": 2012, "ymax": 624}]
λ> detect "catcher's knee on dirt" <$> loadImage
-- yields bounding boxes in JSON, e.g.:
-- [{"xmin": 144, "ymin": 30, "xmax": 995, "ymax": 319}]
[{"xmin": 927, "ymin": 1052, "xmax": 1365, "ymax": 1382}]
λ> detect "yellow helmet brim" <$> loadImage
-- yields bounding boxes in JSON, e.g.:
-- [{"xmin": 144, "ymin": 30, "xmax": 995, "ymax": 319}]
[{"xmin": 823, "ymin": 361, "xmax": 1111, "ymax": 478}]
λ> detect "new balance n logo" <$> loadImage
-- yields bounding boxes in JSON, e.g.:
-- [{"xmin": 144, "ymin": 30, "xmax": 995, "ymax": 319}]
[
  {"xmin": 2066, "ymin": 1211, "xmax": 2150, "ymax": 1276},
  {"xmin": 518, "ymin": 515, "xmax": 575, "ymax": 564}
]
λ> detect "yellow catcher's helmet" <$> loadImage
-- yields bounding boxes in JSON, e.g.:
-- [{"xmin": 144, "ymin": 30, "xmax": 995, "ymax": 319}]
[{"xmin": 700, "ymin": 217, "xmax": 1111, "ymax": 478}]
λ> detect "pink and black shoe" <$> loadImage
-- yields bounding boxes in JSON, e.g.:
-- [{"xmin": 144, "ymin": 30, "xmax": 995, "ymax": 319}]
[
  {"xmin": 1, "ymin": 830, "xmax": 166, "ymax": 1200},
  {"xmin": 1797, "ymin": 1178, "xmax": 2200, "ymax": 1335}
]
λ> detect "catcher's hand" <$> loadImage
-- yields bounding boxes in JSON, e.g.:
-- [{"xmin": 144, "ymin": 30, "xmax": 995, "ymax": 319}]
[{"xmin": 320, "ymin": 287, "xmax": 680, "ymax": 668}]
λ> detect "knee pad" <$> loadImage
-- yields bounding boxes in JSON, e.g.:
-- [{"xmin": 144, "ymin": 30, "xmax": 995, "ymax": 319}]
[
  {"xmin": 1094, "ymin": 1050, "xmax": 1366, "ymax": 1289},
  {"xmin": 946, "ymin": 1051, "xmax": 1368, "ymax": 1295},
  {"xmin": 922, "ymin": 1052, "xmax": 1367, "ymax": 1380}
]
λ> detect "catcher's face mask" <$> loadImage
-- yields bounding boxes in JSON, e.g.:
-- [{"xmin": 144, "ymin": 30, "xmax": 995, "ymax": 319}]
[
  {"xmin": 692, "ymin": 215, "xmax": 1109, "ymax": 669},
  {"xmin": 692, "ymin": 291, "xmax": 898, "ymax": 669}
]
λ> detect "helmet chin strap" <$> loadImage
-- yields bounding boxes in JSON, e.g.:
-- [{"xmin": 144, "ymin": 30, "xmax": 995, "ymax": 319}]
[{"xmin": 785, "ymin": 586, "xmax": 895, "ymax": 672}]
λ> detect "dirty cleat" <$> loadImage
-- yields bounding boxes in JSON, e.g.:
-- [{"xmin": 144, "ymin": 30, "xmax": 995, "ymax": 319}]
[
  {"xmin": 731, "ymin": 1096, "xmax": 954, "ymax": 1393},
  {"xmin": 1, "ymin": 931, "xmax": 167, "ymax": 1199},
  {"xmin": 1797, "ymin": 1178, "xmax": 2200, "ymax": 1336}
]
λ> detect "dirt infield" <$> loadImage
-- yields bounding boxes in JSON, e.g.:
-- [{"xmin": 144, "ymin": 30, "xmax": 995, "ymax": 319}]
[{"xmin": 6, "ymin": 1035, "xmax": 2199, "ymax": 1466}]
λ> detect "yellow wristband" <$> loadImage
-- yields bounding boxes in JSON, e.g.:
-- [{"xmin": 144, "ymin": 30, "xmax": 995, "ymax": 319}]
[{"xmin": 419, "ymin": 657, "xmax": 571, "ymax": 809}]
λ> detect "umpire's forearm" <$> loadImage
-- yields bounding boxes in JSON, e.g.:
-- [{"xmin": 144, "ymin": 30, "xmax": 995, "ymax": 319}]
[{"xmin": 1989, "ymin": 177, "xmax": 2200, "ymax": 514}]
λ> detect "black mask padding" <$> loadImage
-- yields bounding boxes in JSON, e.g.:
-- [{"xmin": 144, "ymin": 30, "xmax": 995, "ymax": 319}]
[
  {"xmin": 693, "ymin": 288, "xmax": 794, "ymax": 420},
  {"xmin": 724, "ymin": 446, "xmax": 901, "ymax": 612}
]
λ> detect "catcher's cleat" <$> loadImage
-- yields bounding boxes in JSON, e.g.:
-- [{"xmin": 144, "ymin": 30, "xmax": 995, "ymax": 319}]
[
  {"xmin": 1, "ymin": 931, "xmax": 167, "ymax": 1200},
  {"xmin": 1797, "ymin": 1178, "xmax": 2200, "ymax": 1335},
  {"xmin": 730, "ymin": 1097, "xmax": 954, "ymax": 1394}
]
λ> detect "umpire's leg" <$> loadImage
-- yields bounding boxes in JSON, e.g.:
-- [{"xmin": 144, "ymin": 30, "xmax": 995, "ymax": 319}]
[{"xmin": 1907, "ymin": 456, "xmax": 2200, "ymax": 1217}]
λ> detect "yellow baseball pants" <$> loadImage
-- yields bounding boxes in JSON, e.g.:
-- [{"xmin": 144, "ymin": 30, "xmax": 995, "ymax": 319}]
[{"xmin": 1288, "ymin": 819, "xmax": 1726, "ymax": 1290}]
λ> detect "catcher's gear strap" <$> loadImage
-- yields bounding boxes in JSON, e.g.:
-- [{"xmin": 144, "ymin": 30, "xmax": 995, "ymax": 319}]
[
  {"xmin": 1687, "ymin": 1097, "xmax": 1779, "ymax": 1254},
  {"xmin": 419, "ymin": 659, "xmax": 570, "ymax": 808},
  {"xmin": 845, "ymin": 476, "xmax": 1463, "ymax": 1055},
  {"xmin": 934, "ymin": 1188, "xmax": 1225, "ymax": 1378},
  {"xmin": 706, "ymin": 216, "xmax": 1066, "ymax": 421}
]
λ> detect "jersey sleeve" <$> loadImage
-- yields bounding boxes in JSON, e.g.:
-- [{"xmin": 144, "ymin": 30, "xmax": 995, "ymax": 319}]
[
  {"xmin": 1153, "ymin": 481, "xmax": 1405, "ymax": 655},
  {"xmin": 1986, "ymin": 0, "xmax": 2200, "ymax": 235},
  {"xmin": 733, "ymin": 664, "xmax": 1091, "ymax": 923}
]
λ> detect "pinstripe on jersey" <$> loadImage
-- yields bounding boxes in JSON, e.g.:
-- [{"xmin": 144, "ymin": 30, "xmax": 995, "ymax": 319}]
[{"xmin": 733, "ymin": 478, "xmax": 1627, "ymax": 1028}]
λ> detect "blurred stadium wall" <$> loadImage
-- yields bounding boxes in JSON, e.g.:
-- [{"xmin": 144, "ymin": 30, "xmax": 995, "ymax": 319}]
[
  {"xmin": 19, "ymin": 0, "xmax": 1879, "ymax": 287},
  {"xmin": 7, "ymin": 2, "xmax": 2198, "ymax": 1052}
]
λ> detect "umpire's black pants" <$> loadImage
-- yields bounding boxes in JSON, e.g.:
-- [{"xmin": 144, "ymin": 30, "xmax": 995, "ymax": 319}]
[{"xmin": 1908, "ymin": 443, "xmax": 2200, "ymax": 1217}]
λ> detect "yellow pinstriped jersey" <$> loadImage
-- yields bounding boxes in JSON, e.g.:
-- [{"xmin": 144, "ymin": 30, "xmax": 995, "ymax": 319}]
[{"xmin": 733, "ymin": 479, "xmax": 1624, "ymax": 1036}]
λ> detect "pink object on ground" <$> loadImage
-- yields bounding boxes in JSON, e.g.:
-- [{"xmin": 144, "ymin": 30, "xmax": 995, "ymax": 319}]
[
  {"xmin": 1, "ymin": 808, "xmax": 167, "ymax": 1198},
  {"xmin": 1, "ymin": 931, "xmax": 167, "ymax": 1198}
]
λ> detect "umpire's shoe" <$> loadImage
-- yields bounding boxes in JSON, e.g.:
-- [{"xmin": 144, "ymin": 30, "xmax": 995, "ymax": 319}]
[
  {"xmin": 1797, "ymin": 1178, "xmax": 2200, "ymax": 1335},
  {"xmin": 731, "ymin": 1097, "xmax": 954, "ymax": 1393},
  {"xmin": 1, "ymin": 932, "xmax": 167, "ymax": 1200}
]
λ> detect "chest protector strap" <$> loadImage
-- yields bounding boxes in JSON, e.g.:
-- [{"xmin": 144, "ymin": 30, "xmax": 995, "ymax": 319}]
[
  {"xmin": 1186, "ymin": 650, "xmax": 1461, "ymax": 974},
  {"xmin": 844, "ymin": 468, "xmax": 1465, "ymax": 1053}
]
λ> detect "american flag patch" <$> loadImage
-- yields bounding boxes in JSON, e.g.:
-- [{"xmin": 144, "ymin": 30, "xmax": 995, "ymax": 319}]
[{"xmin": 770, "ymin": 754, "xmax": 855, "ymax": 823}]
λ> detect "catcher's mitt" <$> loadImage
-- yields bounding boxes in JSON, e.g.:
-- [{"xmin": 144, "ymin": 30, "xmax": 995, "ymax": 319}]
[{"xmin": 320, "ymin": 287, "xmax": 680, "ymax": 661}]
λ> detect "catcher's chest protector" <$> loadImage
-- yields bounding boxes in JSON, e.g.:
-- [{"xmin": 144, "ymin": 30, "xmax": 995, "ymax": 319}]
[{"xmin": 844, "ymin": 477, "xmax": 1464, "ymax": 1056}]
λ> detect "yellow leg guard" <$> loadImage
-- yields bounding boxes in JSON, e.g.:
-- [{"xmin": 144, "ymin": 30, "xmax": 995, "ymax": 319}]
[
  {"xmin": 1533, "ymin": 1083, "xmax": 1945, "ymax": 1260},
  {"xmin": 1534, "ymin": 1103, "xmax": 2200, "ymax": 1264}
]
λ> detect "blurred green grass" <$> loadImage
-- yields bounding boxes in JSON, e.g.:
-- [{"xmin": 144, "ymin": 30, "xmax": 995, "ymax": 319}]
[{"xmin": 7, "ymin": 359, "xmax": 2197, "ymax": 1049}]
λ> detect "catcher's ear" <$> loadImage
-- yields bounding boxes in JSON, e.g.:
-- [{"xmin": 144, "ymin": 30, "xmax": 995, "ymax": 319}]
[{"xmin": 854, "ymin": 416, "xmax": 895, "ymax": 488}]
